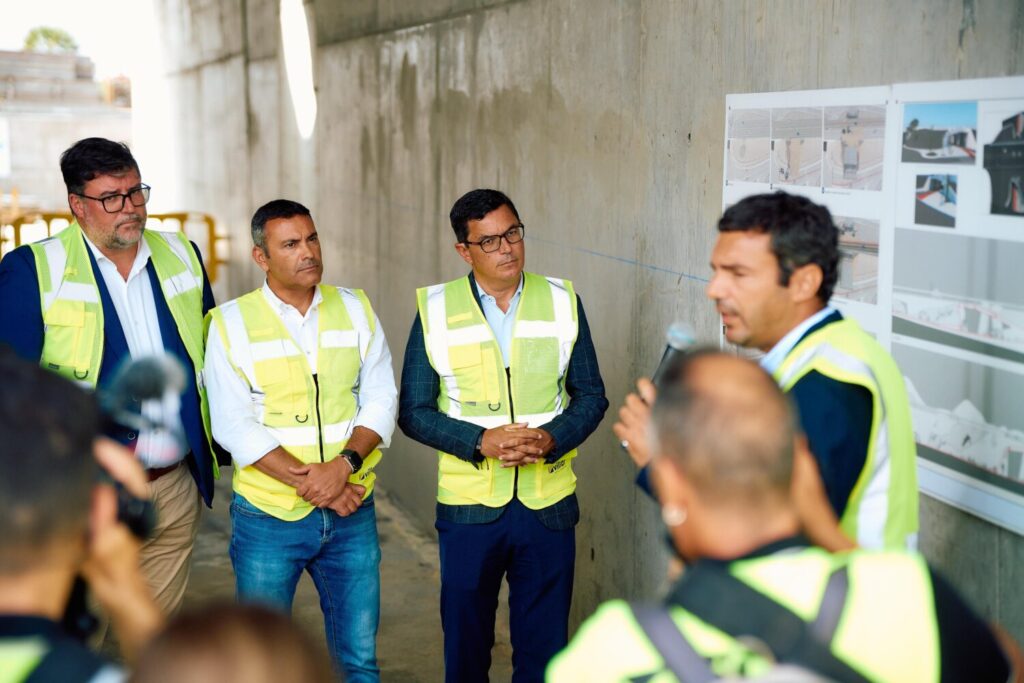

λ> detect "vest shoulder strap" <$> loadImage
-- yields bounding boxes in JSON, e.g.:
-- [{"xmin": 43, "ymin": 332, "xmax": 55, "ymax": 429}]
[
  {"xmin": 668, "ymin": 563, "xmax": 870, "ymax": 683},
  {"xmin": 629, "ymin": 603, "xmax": 715, "ymax": 683}
]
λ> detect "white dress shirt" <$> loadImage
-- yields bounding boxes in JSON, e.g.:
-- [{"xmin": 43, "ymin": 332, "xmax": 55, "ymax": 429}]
[
  {"xmin": 84, "ymin": 234, "xmax": 185, "ymax": 468},
  {"xmin": 759, "ymin": 305, "xmax": 837, "ymax": 375},
  {"xmin": 83, "ymin": 234, "xmax": 165, "ymax": 359},
  {"xmin": 205, "ymin": 281, "xmax": 398, "ymax": 468}
]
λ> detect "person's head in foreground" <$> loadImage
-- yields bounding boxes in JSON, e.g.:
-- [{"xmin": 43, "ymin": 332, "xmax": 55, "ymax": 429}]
[{"xmin": 131, "ymin": 603, "xmax": 336, "ymax": 683}]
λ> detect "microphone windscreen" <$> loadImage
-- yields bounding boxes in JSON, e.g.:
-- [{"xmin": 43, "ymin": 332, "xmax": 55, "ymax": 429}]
[
  {"xmin": 111, "ymin": 355, "xmax": 187, "ymax": 401},
  {"xmin": 665, "ymin": 322, "xmax": 697, "ymax": 352}
]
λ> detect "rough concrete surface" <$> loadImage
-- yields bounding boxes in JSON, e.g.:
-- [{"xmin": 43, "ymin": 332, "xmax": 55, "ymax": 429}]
[
  {"xmin": 184, "ymin": 474, "xmax": 513, "ymax": 681},
  {"xmin": 148, "ymin": 0, "xmax": 1024, "ymax": 643}
]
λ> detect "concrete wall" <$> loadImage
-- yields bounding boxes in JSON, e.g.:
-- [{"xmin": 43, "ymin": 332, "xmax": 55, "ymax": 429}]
[{"xmin": 153, "ymin": 0, "xmax": 1024, "ymax": 638}]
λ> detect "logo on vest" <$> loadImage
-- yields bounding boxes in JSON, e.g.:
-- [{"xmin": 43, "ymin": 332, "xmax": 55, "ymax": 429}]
[{"xmin": 548, "ymin": 459, "xmax": 567, "ymax": 474}]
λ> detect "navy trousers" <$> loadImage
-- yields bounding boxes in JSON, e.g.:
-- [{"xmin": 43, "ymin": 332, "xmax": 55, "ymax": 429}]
[{"xmin": 436, "ymin": 499, "xmax": 576, "ymax": 683}]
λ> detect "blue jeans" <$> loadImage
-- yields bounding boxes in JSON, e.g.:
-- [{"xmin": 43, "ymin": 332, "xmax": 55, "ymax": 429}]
[{"xmin": 229, "ymin": 493, "xmax": 381, "ymax": 683}]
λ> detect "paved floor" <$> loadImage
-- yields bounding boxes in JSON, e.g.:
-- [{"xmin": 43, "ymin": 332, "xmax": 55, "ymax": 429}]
[{"xmin": 184, "ymin": 475, "xmax": 513, "ymax": 682}]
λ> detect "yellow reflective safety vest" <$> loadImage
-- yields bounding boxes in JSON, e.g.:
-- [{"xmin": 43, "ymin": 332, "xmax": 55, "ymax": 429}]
[
  {"xmin": 417, "ymin": 272, "xmax": 578, "ymax": 509},
  {"xmin": 28, "ymin": 222, "xmax": 215, "ymax": 452},
  {"xmin": 773, "ymin": 317, "xmax": 918, "ymax": 550},
  {"xmin": 547, "ymin": 547, "xmax": 941, "ymax": 683},
  {"xmin": 207, "ymin": 285, "xmax": 382, "ymax": 520}
]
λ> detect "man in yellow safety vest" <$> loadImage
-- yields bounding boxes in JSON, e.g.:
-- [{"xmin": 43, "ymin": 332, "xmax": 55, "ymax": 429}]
[
  {"xmin": 204, "ymin": 199, "xmax": 397, "ymax": 682},
  {"xmin": 398, "ymin": 188, "xmax": 609, "ymax": 682},
  {"xmin": 618, "ymin": 192, "xmax": 917, "ymax": 552},
  {"xmin": 0, "ymin": 137, "xmax": 218, "ymax": 615}
]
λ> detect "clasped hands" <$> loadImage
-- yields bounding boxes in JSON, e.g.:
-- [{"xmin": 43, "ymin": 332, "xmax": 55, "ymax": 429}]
[
  {"xmin": 288, "ymin": 458, "xmax": 365, "ymax": 517},
  {"xmin": 480, "ymin": 423, "xmax": 555, "ymax": 467}
]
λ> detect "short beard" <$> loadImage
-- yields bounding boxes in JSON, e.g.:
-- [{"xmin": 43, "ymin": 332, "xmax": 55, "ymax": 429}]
[{"xmin": 105, "ymin": 220, "xmax": 145, "ymax": 250}]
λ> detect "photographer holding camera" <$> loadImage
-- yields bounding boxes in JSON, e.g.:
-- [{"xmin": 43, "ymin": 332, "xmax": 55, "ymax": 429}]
[{"xmin": 0, "ymin": 350, "xmax": 163, "ymax": 682}]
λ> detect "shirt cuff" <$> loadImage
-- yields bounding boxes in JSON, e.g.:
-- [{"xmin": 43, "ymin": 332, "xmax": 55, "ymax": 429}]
[
  {"xmin": 228, "ymin": 429, "xmax": 281, "ymax": 469},
  {"xmin": 354, "ymin": 403, "xmax": 398, "ymax": 448}
]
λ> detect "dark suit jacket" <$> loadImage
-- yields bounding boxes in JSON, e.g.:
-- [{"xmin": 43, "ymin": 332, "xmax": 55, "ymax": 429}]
[{"xmin": 0, "ymin": 233, "xmax": 218, "ymax": 505}]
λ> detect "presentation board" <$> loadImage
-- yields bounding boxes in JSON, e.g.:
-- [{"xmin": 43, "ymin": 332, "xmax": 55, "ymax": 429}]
[{"xmin": 723, "ymin": 76, "xmax": 1024, "ymax": 534}]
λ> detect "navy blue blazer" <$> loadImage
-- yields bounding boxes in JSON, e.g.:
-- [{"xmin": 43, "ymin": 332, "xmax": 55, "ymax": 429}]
[{"xmin": 0, "ymin": 235, "xmax": 218, "ymax": 506}]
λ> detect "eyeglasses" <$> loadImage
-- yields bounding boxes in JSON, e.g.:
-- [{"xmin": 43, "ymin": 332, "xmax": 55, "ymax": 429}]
[
  {"xmin": 75, "ymin": 184, "xmax": 151, "ymax": 213},
  {"xmin": 463, "ymin": 224, "xmax": 525, "ymax": 253}
]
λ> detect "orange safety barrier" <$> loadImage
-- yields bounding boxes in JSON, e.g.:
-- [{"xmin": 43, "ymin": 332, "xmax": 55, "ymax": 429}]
[{"xmin": 0, "ymin": 211, "xmax": 228, "ymax": 283}]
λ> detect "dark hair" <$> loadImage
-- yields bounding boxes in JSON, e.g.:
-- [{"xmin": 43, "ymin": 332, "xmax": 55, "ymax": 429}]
[
  {"xmin": 60, "ymin": 137, "xmax": 140, "ymax": 195},
  {"xmin": 251, "ymin": 199, "xmax": 312, "ymax": 250},
  {"xmin": 449, "ymin": 189, "xmax": 520, "ymax": 243},
  {"xmin": 718, "ymin": 192, "xmax": 839, "ymax": 304},
  {"xmin": 0, "ymin": 348, "xmax": 99, "ymax": 572},
  {"xmin": 132, "ymin": 603, "xmax": 336, "ymax": 683}
]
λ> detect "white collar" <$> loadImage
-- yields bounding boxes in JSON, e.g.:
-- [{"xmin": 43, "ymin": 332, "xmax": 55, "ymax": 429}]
[
  {"xmin": 81, "ymin": 229, "xmax": 152, "ymax": 281},
  {"xmin": 760, "ymin": 306, "xmax": 837, "ymax": 374},
  {"xmin": 261, "ymin": 280, "xmax": 322, "ymax": 317}
]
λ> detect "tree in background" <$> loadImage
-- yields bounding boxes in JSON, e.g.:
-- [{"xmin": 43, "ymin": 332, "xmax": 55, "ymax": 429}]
[{"xmin": 23, "ymin": 27, "xmax": 78, "ymax": 54}]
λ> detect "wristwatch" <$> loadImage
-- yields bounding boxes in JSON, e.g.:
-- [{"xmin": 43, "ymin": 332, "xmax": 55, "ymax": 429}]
[{"xmin": 340, "ymin": 448, "xmax": 363, "ymax": 474}]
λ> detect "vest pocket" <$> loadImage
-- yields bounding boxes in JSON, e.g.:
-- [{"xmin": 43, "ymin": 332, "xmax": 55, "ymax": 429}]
[
  {"xmin": 41, "ymin": 300, "xmax": 94, "ymax": 376},
  {"xmin": 449, "ymin": 343, "xmax": 486, "ymax": 403},
  {"xmin": 438, "ymin": 452, "xmax": 494, "ymax": 503},
  {"xmin": 531, "ymin": 452, "xmax": 577, "ymax": 503},
  {"xmin": 256, "ymin": 355, "xmax": 307, "ymax": 421}
]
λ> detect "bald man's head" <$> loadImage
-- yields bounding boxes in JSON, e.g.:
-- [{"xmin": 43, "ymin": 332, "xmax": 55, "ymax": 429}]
[{"xmin": 651, "ymin": 352, "xmax": 796, "ymax": 510}]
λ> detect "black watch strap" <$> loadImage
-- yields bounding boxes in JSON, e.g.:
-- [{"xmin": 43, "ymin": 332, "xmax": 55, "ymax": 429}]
[{"xmin": 341, "ymin": 448, "xmax": 363, "ymax": 473}]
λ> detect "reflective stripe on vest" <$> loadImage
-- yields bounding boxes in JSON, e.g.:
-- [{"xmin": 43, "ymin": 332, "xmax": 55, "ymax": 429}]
[
  {"xmin": 547, "ymin": 549, "xmax": 940, "ymax": 683},
  {"xmin": 416, "ymin": 272, "xmax": 578, "ymax": 509},
  {"xmin": 30, "ymin": 225, "xmax": 216, "ymax": 476},
  {"xmin": 209, "ymin": 285, "xmax": 380, "ymax": 521},
  {"xmin": 773, "ymin": 318, "xmax": 918, "ymax": 550}
]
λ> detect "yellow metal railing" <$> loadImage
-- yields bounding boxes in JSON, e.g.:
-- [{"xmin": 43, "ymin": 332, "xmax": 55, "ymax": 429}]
[{"xmin": 0, "ymin": 211, "xmax": 228, "ymax": 283}]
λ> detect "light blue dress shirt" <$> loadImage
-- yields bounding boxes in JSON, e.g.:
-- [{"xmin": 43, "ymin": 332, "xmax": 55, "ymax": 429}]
[{"xmin": 478, "ymin": 275, "xmax": 524, "ymax": 368}]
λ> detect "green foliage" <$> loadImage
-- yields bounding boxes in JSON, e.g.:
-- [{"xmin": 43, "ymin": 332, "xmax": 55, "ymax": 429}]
[{"xmin": 23, "ymin": 27, "xmax": 78, "ymax": 54}]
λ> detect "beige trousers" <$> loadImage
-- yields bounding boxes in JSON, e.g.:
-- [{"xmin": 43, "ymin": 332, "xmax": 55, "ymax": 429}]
[{"xmin": 139, "ymin": 462, "xmax": 202, "ymax": 614}]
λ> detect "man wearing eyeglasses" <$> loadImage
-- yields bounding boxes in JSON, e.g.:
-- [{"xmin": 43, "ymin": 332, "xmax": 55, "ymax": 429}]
[
  {"xmin": 398, "ymin": 188, "xmax": 609, "ymax": 682},
  {"xmin": 0, "ymin": 137, "xmax": 218, "ymax": 615}
]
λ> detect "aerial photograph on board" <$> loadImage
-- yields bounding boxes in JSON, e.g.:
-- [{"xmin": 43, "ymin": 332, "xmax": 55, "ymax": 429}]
[
  {"xmin": 823, "ymin": 105, "xmax": 886, "ymax": 191},
  {"xmin": 727, "ymin": 108, "xmax": 771, "ymax": 184},
  {"xmin": 771, "ymin": 107, "xmax": 823, "ymax": 186},
  {"xmin": 833, "ymin": 216, "xmax": 879, "ymax": 304}
]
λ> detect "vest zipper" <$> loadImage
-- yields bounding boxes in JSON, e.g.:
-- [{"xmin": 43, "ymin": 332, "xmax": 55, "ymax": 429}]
[
  {"xmin": 506, "ymin": 367, "xmax": 518, "ymax": 498},
  {"xmin": 312, "ymin": 373, "xmax": 325, "ymax": 462}
]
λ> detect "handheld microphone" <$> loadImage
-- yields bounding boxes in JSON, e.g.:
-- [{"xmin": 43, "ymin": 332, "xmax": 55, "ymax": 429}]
[
  {"xmin": 101, "ymin": 354, "xmax": 186, "ymax": 427},
  {"xmin": 651, "ymin": 322, "xmax": 697, "ymax": 389},
  {"xmin": 64, "ymin": 356, "xmax": 187, "ymax": 641}
]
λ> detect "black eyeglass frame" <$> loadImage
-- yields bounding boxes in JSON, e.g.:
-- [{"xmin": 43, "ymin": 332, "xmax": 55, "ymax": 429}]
[
  {"xmin": 74, "ymin": 184, "xmax": 152, "ymax": 214},
  {"xmin": 462, "ymin": 224, "xmax": 526, "ymax": 253}
]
